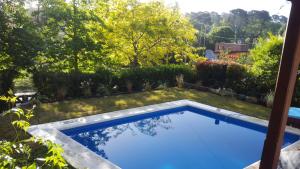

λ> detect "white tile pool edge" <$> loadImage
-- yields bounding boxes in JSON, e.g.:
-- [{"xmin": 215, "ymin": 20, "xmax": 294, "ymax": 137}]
[{"xmin": 28, "ymin": 100, "xmax": 300, "ymax": 169}]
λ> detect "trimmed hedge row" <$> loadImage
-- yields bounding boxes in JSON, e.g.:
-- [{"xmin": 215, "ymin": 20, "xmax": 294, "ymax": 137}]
[
  {"xmin": 196, "ymin": 60, "xmax": 263, "ymax": 97},
  {"xmin": 33, "ymin": 65, "xmax": 196, "ymax": 101},
  {"xmin": 116, "ymin": 65, "xmax": 196, "ymax": 91},
  {"xmin": 31, "ymin": 61, "xmax": 300, "ymax": 106},
  {"xmin": 33, "ymin": 69, "xmax": 113, "ymax": 100}
]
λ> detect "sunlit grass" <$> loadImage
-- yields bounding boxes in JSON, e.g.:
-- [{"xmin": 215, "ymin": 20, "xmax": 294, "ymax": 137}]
[
  {"xmin": 35, "ymin": 88, "xmax": 270, "ymax": 123},
  {"xmin": 1, "ymin": 88, "xmax": 270, "ymax": 140}
]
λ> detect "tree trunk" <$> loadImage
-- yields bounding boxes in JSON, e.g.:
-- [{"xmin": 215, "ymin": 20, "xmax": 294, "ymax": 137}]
[
  {"xmin": 131, "ymin": 42, "xmax": 139, "ymax": 67},
  {"xmin": 72, "ymin": 0, "xmax": 79, "ymax": 72}
]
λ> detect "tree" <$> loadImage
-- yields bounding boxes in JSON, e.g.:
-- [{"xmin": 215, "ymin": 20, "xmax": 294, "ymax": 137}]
[
  {"xmin": 271, "ymin": 15, "xmax": 287, "ymax": 24},
  {"xmin": 187, "ymin": 11, "xmax": 212, "ymax": 30},
  {"xmin": 187, "ymin": 9, "xmax": 286, "ymax": 49},
  {"xmin": 245, "ymin": 10, "xmax": 271, "ymax": 44},
  {"xmin": 34, "ymin": 0, "xmax": 105, "ymax": 72},
  {"xmin": 100, "ymin": 0, "xmax": 197, "ymax": 67},
  {"xmin": 0, "ymin": 0, "xmax": 40, "ymax": 94},
  {"xmin": 228, "ymin": 9, "xmax": 248, "ymax": 42},
  {"xmin": 250, "ymin": 33, "xmax": 283, "ymax": 89},
  {"xmin": 208, "ymin": 26, "xmax": 234, "ymax": 46}
]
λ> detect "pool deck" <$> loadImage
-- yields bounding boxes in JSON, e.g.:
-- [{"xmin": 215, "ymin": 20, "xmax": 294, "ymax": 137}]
[
  {"xmin": 28, "ymin": 100, "xmax": 300, "ymax": 169},
  {"xmin": 245, "ymin": 140, "xmax": 300, "ymax": 169}
]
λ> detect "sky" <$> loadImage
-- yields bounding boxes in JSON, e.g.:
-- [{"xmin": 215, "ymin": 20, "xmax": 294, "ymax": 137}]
[{"xmin": 146, "ymin": 0, "xmax": 292, "ymax": 17}]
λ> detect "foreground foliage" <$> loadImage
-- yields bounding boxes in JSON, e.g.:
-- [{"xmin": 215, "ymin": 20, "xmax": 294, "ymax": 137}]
[{"xmin": 0, "ymin": 93, "xmax": 68, "ymax": 169}]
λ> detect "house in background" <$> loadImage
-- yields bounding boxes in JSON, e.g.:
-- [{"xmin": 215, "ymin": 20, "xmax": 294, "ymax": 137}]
[{"xmin": 214, "ymin": 42, "xmax": 249, "ymax": 59}]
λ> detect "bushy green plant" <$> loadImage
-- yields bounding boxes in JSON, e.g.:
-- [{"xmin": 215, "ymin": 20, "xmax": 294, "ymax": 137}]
[
  {"xmin": 196, "ymin": 60, "xmax": 263, "ymax": 97},
  {"xmin": 225, "ymin": 62, "xmax": 247, "ymax": 93},
  {"xmin": 196, "ymin": 60, "xmax": 227, "ymax": 88},
  {"xmin": 33, "ymin": 64, "xmax": 196, "ymax": 101},
  {"xmin": 265, "ymin": 91, "xmax": 275, "ymax": 108},
  {"xmin": 96, "ymin": 84, "xmax": 111, "ymax": 96},
  {"xmin": 0, "ymin": 94, "xmax": 68, "ymax": 169},
  {"xmin": 116, "ymin": 64, "xmax": 196, "ymax": 92},
  {"xmin": 143, "ymin": 81, "xmax": 152, "ymax": 91},
  {"xmin": 250, "ymin": 34, "xmax": 283, "ymax": 91},
  {"xmin": 33, "ymin": 68, "xmax": 113, "ymax": 101},
  {"xmin": 0, "ymin": 70, "xmax": 17, "ymax": 112}
]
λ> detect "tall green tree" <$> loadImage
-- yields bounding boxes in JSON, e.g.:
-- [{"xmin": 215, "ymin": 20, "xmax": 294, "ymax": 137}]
[
  {"xmin": 244, "ymin": 10, "xmax": 271, "ymax": 44},
  {"xmin": 99, "ymin": 0, "xmax": 197, "ymax": 67},
  {"xmin": 228, "ymin": 9, "xmax": 248, "ymax": 42},
  {"xmin": 0, "ymin": 0, "xmax": 40, "ymax": 94},
  {"xmin": 207, "ymin": 26, "xmax": 234, "ymax": 49},
  {"xmin": 187, "ymin": 9, "xmax": 287, "ymax": 49},
  {"xmin": 34, "ymin": 0, "xmax": 105, "ymax": 72}
]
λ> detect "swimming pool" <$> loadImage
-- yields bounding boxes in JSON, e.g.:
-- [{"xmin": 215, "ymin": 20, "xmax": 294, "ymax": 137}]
[{"xmin": 28, "ymin": 100, "xmax": 300, "ymax": 169}]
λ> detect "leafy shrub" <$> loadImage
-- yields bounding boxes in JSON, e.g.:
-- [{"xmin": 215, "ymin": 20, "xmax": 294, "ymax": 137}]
[
  {"xmin": 196, "ymin": 56, "xmax": 207, "ymax": 63},
  {"xmin": 196, "ymin": 60, "xmax": 227, "ymax": 88},
  {"xmin": 225, "ymin": 62, "xmax": 247, "ymax": 93},
  {"xmin": 0, "ymin": 95, "xmax": 67, "ymax": 168},
  {"xmin": 115, "ymin": 64, "xmax": 196, "ymax": 92},
  {"xmin": 143, "ymin": 81, "xmax": 152, "ymax": 91},
  {"xmin": 33, "ymin": 68, "xmax": 113, "ymax": 101},
  {"xmin": 96, "ymin": 84, "xmax": 111, "ymax": 96},
  {"xmin": 250, "ymin": 34, "xmax": 283, "ymax": 91},
  {"xmin": 0, "ymin": 70, "xmax": 17, "ymax": 112},
  {"xmin": 196, "ymin": 60, "xmax": 264, "ymax": 97},
  {"xmin": 33, "ymin": 65, "xmax": 196, "ymax": 101},
  {"xmin": 125, "ymin": 80, "xmax": 133, "ymax": 93}
]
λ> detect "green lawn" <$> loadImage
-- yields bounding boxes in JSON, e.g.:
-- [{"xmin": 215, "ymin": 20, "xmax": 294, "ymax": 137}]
[
  {"xmin": 35, "ymin": 88, "xmax": 270, "ymax": 123},
  {"xmin": 1, "ymin": 88, "xmax": 271, "ymax": 140}
]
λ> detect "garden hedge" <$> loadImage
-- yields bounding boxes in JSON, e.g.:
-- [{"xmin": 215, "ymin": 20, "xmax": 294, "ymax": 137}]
[
  {"xmin": 196, "ymin": 60, "xmax": 265, "ymax": 97},
  {"xmin": 116, "ymin": 65, "xmax": 196, "ymax": 92},
  {"xmin": 33, "ymin": 64, "xmax": 196, "ymax": 101},
  {"xmin": 33, "ymin": 69, "xmax": 113, "ymax": 100}
]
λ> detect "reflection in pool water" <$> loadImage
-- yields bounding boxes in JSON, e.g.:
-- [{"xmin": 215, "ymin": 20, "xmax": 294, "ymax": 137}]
[
  {"xmin": 72, "ymin": 113, "xmax": 178, "ymax": 159},
  {"xmin": 62, "ymin": 107, "xmax": 300, "ymax": 169}
]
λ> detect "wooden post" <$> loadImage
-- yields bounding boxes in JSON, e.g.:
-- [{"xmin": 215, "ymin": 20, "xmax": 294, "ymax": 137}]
[{"xmin": 260, "ymin": 1, "xmax": 300, "ymax": 169}]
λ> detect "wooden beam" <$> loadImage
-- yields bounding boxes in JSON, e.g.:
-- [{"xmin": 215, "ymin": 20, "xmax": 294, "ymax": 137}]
[{"xmin": 260, "ymin": 1, "xmax": 300, "ymax": 169}]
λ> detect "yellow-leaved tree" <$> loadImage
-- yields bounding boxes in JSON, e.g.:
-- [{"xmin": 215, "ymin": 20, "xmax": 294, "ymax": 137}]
[{"xmin": 93, "ymin": 0, "xmax": 198, "ymax": 67}]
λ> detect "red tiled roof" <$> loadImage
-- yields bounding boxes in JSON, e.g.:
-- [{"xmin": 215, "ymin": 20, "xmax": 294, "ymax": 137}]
[{"xmin": 215, "ymin": 43, "xmax": 249, "ymax": 53}]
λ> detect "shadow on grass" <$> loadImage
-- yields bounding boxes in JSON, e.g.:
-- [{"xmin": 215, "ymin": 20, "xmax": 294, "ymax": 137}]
[{"xmin": 1, "ymin": 88, "xmax": 270, "ymax": 140}]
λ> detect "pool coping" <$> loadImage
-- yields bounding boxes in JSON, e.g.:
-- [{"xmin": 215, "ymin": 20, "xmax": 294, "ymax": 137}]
[{"xmin": 28, "ymin": 100, "xmax": 300, "ymax": 169}]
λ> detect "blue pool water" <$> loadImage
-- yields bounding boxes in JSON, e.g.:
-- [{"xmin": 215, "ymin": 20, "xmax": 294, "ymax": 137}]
[{"xmin": 62, "ymin": 106, "xmax": 300, "ymax": 169}]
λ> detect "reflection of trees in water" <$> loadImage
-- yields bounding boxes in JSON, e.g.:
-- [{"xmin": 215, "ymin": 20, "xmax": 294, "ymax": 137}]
[
  {"xmin": 72, "ymin": 112, "xmax": 184, "ymax": 159},
  {"xmin": 133, "ymin": 116, "xmax": 173, "ymax": 136}
]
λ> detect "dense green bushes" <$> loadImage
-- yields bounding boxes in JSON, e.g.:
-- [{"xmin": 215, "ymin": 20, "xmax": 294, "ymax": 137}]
[
  {"xmin": 0, "ymin": 70, "xmax": 17, "ymax": 112},
  {"xmin": 33, "ymin": 65, "xmax": 196, "ymax": 101},
  {"xmin": 116, "ymin": 65, "xmax": 196, "ymax": 92},
  {"xmin": 196, "ymin": 60, "xmax": 227, "ymax": 88},
  {"xmin": 196, "ymin": 60, "xmax": 264, "ymax": 97},
  {"xmin": 33, "ymin": 69, "xmax": 113, "ymax": 101}
]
